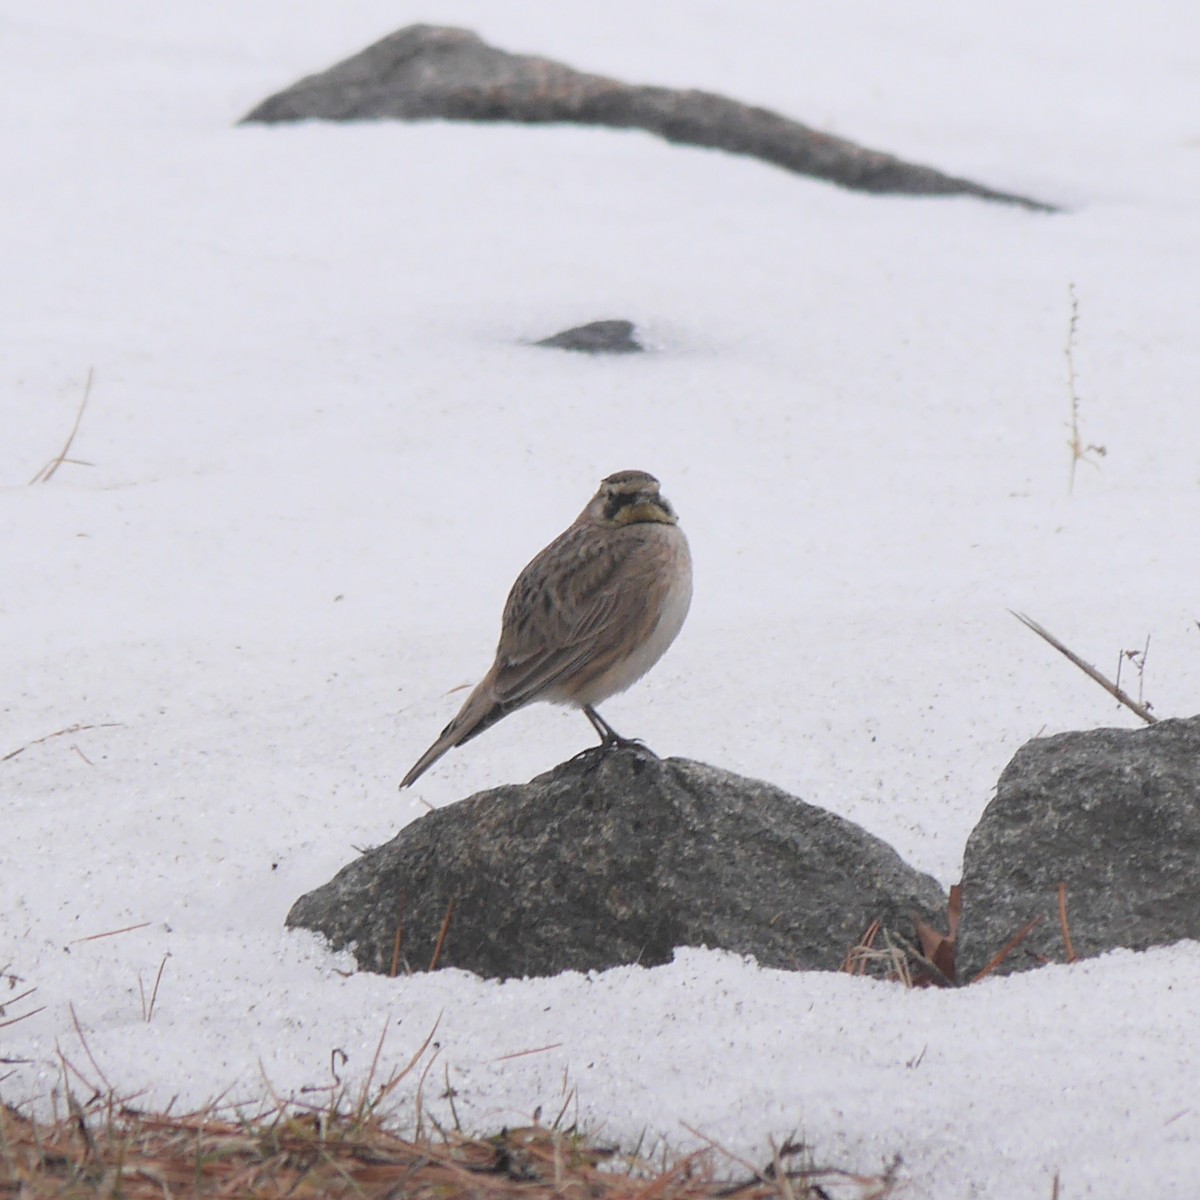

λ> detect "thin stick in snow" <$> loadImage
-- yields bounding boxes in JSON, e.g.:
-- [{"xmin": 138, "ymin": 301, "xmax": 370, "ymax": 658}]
[{"xmin": 1010, "ymin": 611, "xmax": 1157, "ymax": 725}]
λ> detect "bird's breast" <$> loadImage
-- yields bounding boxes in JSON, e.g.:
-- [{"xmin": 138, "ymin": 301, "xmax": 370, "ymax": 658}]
[{"xmin": 565, "ymin": 523, "xmax": 692, "ymax": 707}]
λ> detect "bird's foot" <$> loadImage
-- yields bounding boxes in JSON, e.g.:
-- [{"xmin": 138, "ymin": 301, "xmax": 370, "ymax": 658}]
[
  {"xmin": 569, "ymin": 736, "xmax": 659, "ymax": 776},
  {"xmin": 599, "ymin": 731, "xmax": 656, "ymax": 755},
  {"xmin": 574, "ymin": 705, "xmax": 658, "ymax": 770}
]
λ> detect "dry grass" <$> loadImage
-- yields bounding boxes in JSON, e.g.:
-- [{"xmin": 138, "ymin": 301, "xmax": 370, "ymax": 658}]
[
  {"xmin": 2, "ymin": 723, "xmax": 124, "ymax": 765},
  {"xmin": 28, "ymin": 368, "xmax": 96, "ymax": 485},
  {"xmin": 843, "ymin": 878, "xmax": 1081, "ymax": 988},
  {"xmin": 0, "ymin": 1099, "xmax": 899, "ymax": 1200},
  {"xmin": 842, "ymin": 889, "xmax": 961, "ymax": 989},
  {"xmin": 1063, "ymin": 284, "xmax": 1105, "ymax": 493},
  {"xmin": 1, "ymin": 1015, "xmax": 898, "ymax": 1199}
]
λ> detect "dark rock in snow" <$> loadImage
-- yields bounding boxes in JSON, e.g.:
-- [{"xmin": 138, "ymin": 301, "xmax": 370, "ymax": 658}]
[
  {"xmin": 288, "ymin": 747, "xmax": 946, "ymax": 980},
  {"xmin": 959, "ymin": 716, "xmax": 1200, "ymax": 976},
  {"xmin": 535, "ymin": 319, "xmax": 642, "ymax": 354},
  {"xmin": 241, "ymin": 24, "xmax": 1055, "ymax": 211}
]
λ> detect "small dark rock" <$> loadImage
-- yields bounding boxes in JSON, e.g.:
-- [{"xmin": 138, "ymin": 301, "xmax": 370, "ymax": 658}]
[
  {"xmin": 241, "ymin": 24, "xmax": 1055, "ymax": 211},
  {"xmin": 535, "ymin": 320, "xmax": 643, "ymax": 354},
  {"xmin": 959, "ymin": 715, "xmax": 1200, "ymax": 976},
  {"xmin": 288, "ymin": 748, "xmax": 946, "ymax": 980}
]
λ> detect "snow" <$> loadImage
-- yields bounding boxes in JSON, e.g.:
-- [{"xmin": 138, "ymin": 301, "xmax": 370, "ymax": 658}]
[{"xmin": 4, "ymin": 1, "xmax": 1200, "ymax": 1195}]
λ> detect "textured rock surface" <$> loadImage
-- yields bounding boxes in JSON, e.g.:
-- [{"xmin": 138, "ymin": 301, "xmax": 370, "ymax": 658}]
[
  {"xmin": 288, "ymin": 747, "xmax": 946, "ymax": 979},
  {"xmin": 242, "ymin": 24, "xmax": 1054, "ymax": 210},
  {"xmin": 959, "ymin": 716, "xmax": 1200, "ymax": 976},
  {"xmin": 535, "ymin": 319, "xmax": 642, "ymax": 354}
]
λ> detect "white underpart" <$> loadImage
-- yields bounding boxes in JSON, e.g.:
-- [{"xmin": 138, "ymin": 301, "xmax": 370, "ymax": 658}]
[{"xmin": 571, "ymin": 534, "xmax": 693, "ymax": 708}]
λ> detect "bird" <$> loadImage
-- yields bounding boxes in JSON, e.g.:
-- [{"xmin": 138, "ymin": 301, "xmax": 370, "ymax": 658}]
[{"xmin": 399, "ymin": 469, "xmax": 692, "ymax": 788}]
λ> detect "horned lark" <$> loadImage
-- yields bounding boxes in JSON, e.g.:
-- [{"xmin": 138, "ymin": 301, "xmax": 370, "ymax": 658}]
[{"xmin": 400, "ymin": 470, "xmax": 692, "ymax": 788}]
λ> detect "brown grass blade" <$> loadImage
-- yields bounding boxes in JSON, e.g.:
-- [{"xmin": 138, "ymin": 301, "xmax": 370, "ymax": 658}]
[
  {"xmin": 970, "ymin": 915, "xmax": 1044, "ymax": 982},
  {"xmin": 3, "ymin": 721, "xmax": 124, "ymax": 763},
  {"xmin": 428, "ymin": 897, "xmax": 455, "ymax": 971},
  {"xmin": 0, "ymin": 1005, "xmax": 46, "ymax": 1031},
  {"xmin": 912, "ymin": 918, "xmax": 957, "ymax": 985},
  {"xmin": 28, "ymin": 367, "xmax": 95, "ymax": 484},
  {"xmin": 490, "ymin": 1043, "xmax": 564, "ymax": 1064},
  {"xmin": 947, "ymin": 884, "xmax": 963, "ymax": 944},
  {"xmin": 69, "ymin": 921, "xmax": 152, "ymax": 945},
  {"xmin": 1057, "ymin": 883, "xmax": 1077, "ymax": 963},
  {"xmin": 841, "ymin": 919, "xmax": 881, "ymax": 976},
  {"xmin": 389, "ymin": 893, "xmax": 407, "ymax": 977}
]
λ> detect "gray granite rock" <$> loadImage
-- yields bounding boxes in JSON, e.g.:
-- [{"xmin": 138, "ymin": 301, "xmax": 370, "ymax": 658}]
[
  {"xmin": 288, "ymin": 747, "xmax": 946, "ymax": 979},
  {"xmin": 959, "ymin": 716, "xmax": 1200, "ymax": 976},
  {"xmin": 242, "ymin": 24, "xmax": 1055, "ymax": 210},
  {"xmin": 535, "ymin": 320, "xmax": 642, "ymax": 354}
]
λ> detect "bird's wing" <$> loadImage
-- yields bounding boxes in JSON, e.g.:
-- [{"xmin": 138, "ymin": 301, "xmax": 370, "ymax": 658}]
[
  {"xmin": 400, "ymin": 522, "xmax": 680, "ymax": 788},
  {"xmin": 488, "ymin": 523, "xmax": 654, "ymax": 709}
]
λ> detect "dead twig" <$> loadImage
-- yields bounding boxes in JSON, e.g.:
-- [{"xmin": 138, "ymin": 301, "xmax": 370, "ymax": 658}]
[{"xmin": 1010, "ymin": 611, "xmax": 1158, "ymax": 725}]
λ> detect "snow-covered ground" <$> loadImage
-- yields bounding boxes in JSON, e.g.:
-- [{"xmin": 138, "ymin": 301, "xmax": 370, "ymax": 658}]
[{"xmin": 4, "ymin": 2, "xmax": 1200, "ymax": 1196}]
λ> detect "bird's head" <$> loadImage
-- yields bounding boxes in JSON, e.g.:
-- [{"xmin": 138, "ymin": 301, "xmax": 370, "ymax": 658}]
[{"xmin": 584, "ymin": 470, "xmax": 679, "ymax": 527}]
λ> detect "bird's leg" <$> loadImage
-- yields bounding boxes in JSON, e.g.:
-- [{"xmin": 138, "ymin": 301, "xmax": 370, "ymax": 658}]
[
  {"xmin": 583, "ymin": 705, "xmax": 654, "ymax": 754},
  {"xmin": 583, "ymin": 704, "xmax": 624, "ymax": 745},
  {"xmin": 568, "ymin": 706, "xmax": 658, "ymax": 771}
]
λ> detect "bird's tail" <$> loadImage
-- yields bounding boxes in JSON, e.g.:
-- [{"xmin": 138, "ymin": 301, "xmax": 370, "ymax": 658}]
[{"xmin": 399, "ymin": 676, "xmax": 509, "ymax": 789}]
